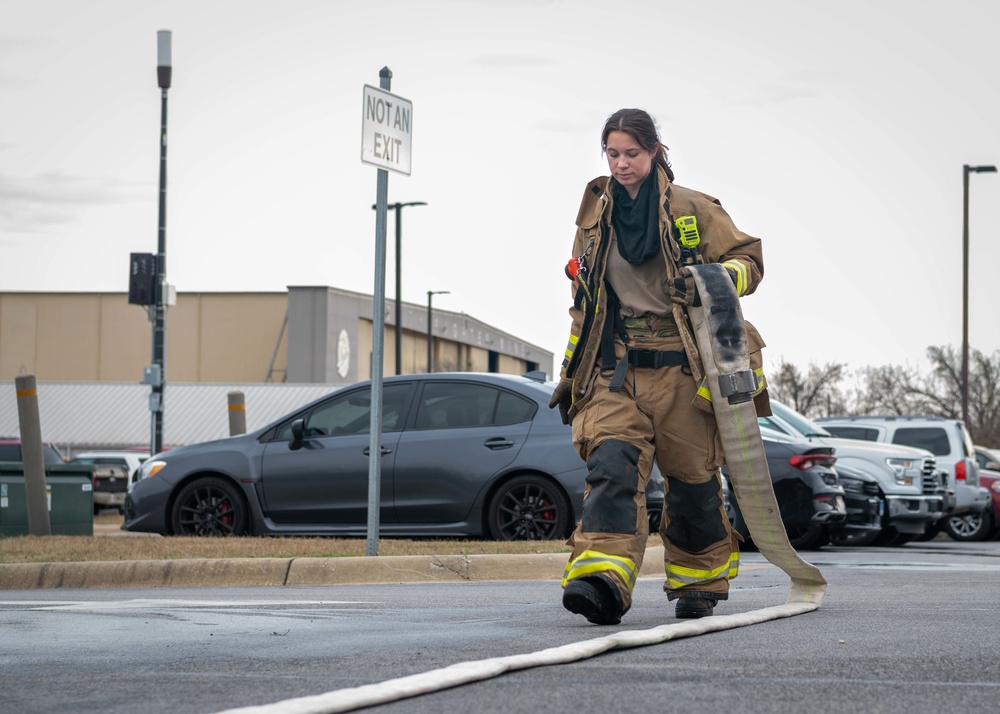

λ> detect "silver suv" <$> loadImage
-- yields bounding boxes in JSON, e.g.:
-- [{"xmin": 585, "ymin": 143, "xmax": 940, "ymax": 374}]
[
  {"xmin": 816, "ymin": 415, "xmax": 991, "ymax": 540},
  {"xmin": 760, "ymin": 402, "xmax": 945, "ymax": 546}
]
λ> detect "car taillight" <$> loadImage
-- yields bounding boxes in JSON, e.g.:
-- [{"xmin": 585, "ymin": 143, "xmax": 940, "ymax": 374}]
[
  {"xmin": 789, "ymin": 454, "xmax": 837, "ymax": 470},
  {"xmin": 956, "ymin": 460, "xmax": 967, "ymax": 483}
]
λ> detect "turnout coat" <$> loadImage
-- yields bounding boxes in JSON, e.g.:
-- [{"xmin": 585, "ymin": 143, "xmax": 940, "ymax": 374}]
[{"xmin": 557, "ymin": 166, "xmax": 770, "ymax": 422}]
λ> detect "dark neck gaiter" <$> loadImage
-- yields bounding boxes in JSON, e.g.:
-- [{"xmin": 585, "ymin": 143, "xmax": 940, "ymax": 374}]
[{"xmin": 611, "ymin": 169, "xmax": 660, "ymax": 264}]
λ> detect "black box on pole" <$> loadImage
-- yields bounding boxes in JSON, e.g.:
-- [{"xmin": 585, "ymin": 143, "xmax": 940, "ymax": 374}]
[{"xmin": 128, "ymin": 252, "xmax": 157, "ymax": 305}]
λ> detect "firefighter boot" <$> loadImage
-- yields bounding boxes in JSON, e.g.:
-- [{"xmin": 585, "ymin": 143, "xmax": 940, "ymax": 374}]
[
  {"xmin": 562, "ymin": 573, "xmax": 624, "ymax": 625},
  {"xmin": 675, "ymin": 594, "xmax": 718, "ymax": 619}
]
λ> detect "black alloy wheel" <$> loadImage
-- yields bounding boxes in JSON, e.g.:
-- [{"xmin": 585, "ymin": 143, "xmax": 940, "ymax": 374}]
[
  {"xmin": 171, "ymin": 477, "xmax": 248, "ymax": 536},
  {"xmin": 487, "ymin": 475, "xmax": 570, "ymax": 541}
]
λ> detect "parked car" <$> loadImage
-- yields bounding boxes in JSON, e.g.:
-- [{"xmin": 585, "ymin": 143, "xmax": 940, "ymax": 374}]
[
  {"xmin": 817, "ymin": 415, "xmax": 992, "ymax": 541},
  {"xmin": 124, "ymin": 372, "xmax": 665, "ymax": 540},
  {"xmin": 829, "ymin": 463, "xmax": 883, "ymax": 544},
  {"xmin": 972, "ymin": 446, "xmax": 1000, "ymax": 540},
  {"xmin": 723, "ymin": 429, "xmax": 847, "ymax": 550},
  {"xmin": 69, "ymin": 451, "xmax": 149, "ymax": 515},
  {"xmin": 760, "ymin": 401, "xmax": 945, "ymax": 546},
  {"xmin": 0, "ymin": 439, "xmax": 65, "ymax": 464}
]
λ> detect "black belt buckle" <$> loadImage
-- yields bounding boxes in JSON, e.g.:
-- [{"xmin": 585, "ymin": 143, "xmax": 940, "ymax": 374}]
[{"xmin": 628, "ymin": 349, "xmax": 656, "ymax": 368}]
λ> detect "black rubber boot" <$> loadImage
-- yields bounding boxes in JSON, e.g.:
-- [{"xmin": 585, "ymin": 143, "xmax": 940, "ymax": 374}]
[
  {"xmin": 562, "ymin": 574, "xmax": 624, "ymax": 625},
  {"xmin": 675, "ymin": 596, "xmax": 717, "ymax": 619}
]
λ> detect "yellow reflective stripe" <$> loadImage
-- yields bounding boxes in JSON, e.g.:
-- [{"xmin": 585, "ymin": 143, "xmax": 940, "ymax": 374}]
[
  {"xmin": 665, "ymin": 552, "xmax": 740, "ymax": 588},
  {"xmin": 722, "ymin": 260, "xmax": 748, "ymax": 296},
  {"xmin": 754, "ymin": 368, "xmax": 766, "ymax": 393},
  {"xmin": 564, "ymin": 333, "xmax": 578, "ymax": 360},
  {"xmin": 562, "ymin": 549, "xmax": 638, "ymax": 589},
  {"xmin": 698, "ymin": 377, "xmax": 712, "ymax": 402},
  {"xmin": 728, "ymin": 551, "xmax": 741, "ymax": 579}
]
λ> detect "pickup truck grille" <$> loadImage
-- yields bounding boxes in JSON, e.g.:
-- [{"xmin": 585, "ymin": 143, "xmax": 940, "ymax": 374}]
[{"xmin": 921, "ymin": 457, "xmax": 943, "ymax": 494}]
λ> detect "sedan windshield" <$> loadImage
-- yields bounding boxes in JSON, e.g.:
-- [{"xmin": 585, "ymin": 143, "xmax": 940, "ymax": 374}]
[{"xmin": 770, "ymin": 401, "xmax": 833, "ymax": 439}]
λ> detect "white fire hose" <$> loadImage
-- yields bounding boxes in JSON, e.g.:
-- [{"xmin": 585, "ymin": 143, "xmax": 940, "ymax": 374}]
[{"xmin": 215, "ymin": 263, "xmax": 826, "ymax": 714}]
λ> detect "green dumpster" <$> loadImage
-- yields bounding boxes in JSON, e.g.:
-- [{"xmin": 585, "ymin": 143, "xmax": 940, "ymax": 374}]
[{"xmin": 0, "ymin": 463, "xmax": 95, "ymax": 536}]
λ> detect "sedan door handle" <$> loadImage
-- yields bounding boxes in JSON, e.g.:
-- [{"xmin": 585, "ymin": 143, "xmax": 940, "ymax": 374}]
[
  {"xmin": 484, "ymin": 437, "xmax": 514, "ymax": 450},
  {"xmin": 363, "ymin": 446, "xmax": 393, "ymax": 455}
]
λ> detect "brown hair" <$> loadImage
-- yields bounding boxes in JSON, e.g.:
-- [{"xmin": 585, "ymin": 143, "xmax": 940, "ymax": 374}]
[{"xmin": 601, "ymin": 108, "xmax": 674, "ymax": 181}]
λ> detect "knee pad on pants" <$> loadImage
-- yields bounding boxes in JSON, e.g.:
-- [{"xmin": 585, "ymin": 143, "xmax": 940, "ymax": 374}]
[
  {"xmin": 665, "ymin": 475, "xmax": 727, "ymax": 553},
  {"xmin": 582, "ymin": 439, "xmax": 640, "ymax": 534}
]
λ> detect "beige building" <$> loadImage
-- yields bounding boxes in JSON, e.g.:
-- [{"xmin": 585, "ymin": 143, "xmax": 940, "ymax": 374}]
[{"xmin": 0, "ymin": 286, "xmax": 552, "ymax": 386}]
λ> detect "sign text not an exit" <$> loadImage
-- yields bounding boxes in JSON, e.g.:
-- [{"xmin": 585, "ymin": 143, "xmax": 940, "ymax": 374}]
[{"xmin": 361, "ymin": 85, "xmax": 413, "ymax": 175}]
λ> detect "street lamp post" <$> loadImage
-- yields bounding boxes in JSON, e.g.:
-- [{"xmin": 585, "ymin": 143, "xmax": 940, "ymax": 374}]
[
  {"xmin": 961, "ymin": 163, "xmax": 997, "ymax": 425},
  {"xmin": 150, "ymin": 30, "xmax": 172, "ymax": 455},
  {"xmin": 371, "ymin": 201, "xmax": 427, "ymax": 375},
  {"xmin": 426, "ymin": 290, "xmax": 450, "ymax": 372}
]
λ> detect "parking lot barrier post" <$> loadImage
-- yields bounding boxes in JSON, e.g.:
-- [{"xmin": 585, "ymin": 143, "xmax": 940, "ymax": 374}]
[
  {"xmin": 15, "ymin": 374, "xmax": 51, "ymax": 536},
  {"xmin": 228, "ymin": 391, "xmax": 247, "ymax": 436}
]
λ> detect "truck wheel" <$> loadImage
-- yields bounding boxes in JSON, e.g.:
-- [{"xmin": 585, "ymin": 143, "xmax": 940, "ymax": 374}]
[
  {"xmin": 913, "ymin": 520, "xmax": 943, "ymax": 542},
  {"xmin": 830, "ymin": 528, "xmax": 881, "ymax": 547},
  {"xmin": 944, "ymin": 510, "xmax": 992, "ymax": 542}
]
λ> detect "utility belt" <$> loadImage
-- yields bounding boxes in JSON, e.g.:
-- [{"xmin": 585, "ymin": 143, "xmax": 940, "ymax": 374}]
[
  {"xmin": 622, "ymin": 314, "xmax": 680, "ymax": 338},
  {"xmin": 606, "ymin": 346, "xmax": 688, "ymax": 392},
  {"xmin": 600, "ymin": 286, "xmax": 688, "ymax": 392}
]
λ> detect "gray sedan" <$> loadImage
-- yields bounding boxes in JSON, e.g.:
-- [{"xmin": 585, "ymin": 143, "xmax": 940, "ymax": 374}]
[{"xmin": 124, "ymin": 372, "xmax": 665, "ymax": 541}]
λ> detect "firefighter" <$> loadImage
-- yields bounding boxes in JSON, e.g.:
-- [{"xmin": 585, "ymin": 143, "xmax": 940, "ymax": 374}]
[{"xmin": 551, "ymin": 108, "xmax": 770, "ymax": 624}]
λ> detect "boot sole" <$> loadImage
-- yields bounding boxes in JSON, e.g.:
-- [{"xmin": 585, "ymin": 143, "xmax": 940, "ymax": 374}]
[{"xmin": 562, "ymin": 584, "xmax": 622, "ymax": 625}]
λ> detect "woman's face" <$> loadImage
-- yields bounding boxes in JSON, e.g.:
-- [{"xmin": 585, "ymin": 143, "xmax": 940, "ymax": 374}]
[{"xmin": 605, "ymin": 130, "xmax": 656, "ymax": 197}]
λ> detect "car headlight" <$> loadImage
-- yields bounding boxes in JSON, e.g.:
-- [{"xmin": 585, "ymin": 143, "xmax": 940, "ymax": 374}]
[
  {"xmin": 137, "ymin": 459, "xmax": 167, "ymax": 481},
  {"xmin": 885, "ymin": 458, "xmax": 916, "ymax": 486}
]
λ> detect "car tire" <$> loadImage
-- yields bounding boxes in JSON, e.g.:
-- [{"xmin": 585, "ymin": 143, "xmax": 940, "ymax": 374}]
[
  {"xmin": 830, "ymin": 528, "xmax": 882, "ymax": 548},
  {"xmin": 913, "ymin": 520, "xmax": 943, "ymax": 542},
  {"xmin": 170, "ymin": 477, "xmax": 248, "ymax": 537},
  {"xmin": 944, "ymin": 510, "xmax": 992, "ymax": 542},
  {"xmin": 785, "ymin": 524, "xmax": 828, "ymax": 550},
  {"xmin": 486, "ymin": 475, "xmax": 570, "ymax": 541}
]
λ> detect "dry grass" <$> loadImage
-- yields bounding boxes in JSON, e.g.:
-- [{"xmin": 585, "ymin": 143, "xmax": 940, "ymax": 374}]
[{"xmin": 0, "ymin": 512, "xmax": 576, "ymax": 564}]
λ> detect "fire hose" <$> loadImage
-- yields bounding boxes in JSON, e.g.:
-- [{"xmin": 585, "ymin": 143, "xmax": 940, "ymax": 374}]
[{"xmin": 215, "ymin": 263, "xmax": 826, "ymax": 714}]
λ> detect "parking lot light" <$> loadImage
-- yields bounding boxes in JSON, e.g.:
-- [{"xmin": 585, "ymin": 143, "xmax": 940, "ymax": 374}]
[{"xmin": 962, "ymin": 164, "xmax": 997, "ymax": 425}]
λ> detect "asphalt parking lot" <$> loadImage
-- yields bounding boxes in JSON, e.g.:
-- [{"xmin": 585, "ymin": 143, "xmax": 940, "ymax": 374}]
[{"xmin": 2, "ymin": 538, "xmax": 999, "ymax": 714}]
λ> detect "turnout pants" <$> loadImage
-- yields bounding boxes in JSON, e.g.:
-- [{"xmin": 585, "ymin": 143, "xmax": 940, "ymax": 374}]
[{"xmin": 563, "ymin": 331, "xmax": 740, "ymax": 612}]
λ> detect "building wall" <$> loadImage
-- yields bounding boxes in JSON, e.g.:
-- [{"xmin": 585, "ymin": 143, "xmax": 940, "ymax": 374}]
[
  {"xmin": 0, "ymin": 293, "xmax": 288, "ymax": 383},
  {"xmin": 0, "ymin": 289, "xmax": 552, "ymax": 386}
]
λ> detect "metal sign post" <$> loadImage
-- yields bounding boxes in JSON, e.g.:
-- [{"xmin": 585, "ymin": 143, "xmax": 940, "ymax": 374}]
[{"xmin": 362, "ymin": 67, "xmax": 413, "ymax": 557}]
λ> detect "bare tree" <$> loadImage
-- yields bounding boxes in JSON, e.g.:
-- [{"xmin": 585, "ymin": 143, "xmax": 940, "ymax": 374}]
[
  {"xmin": 924, "ymin": 346, "xmax": 1000, "ymax": 445},
  {"xmin": 767, "ymin": 360, "xmax": 847, "ymax": 417}
]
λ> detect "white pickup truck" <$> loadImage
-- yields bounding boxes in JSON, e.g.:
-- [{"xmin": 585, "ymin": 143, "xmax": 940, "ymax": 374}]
[{"xmin": 761, "ymin": 402, "xmax": 947, "ymax": 546}]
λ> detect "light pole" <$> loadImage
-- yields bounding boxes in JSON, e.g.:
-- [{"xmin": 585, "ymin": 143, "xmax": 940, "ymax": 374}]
[
  {"xmin": 961, "ymin": 163, "xmax": 996, "ymax": 425},
  {"xmin": 426, "ymin": 290, "xmax": 450, "ymax": 372},
  {"xmin": 371, "ymin": 201, "xmax": 427, "ymax": 375},
  {"xmin": 150, "ymin": 30, "xmax": 172, "ymax": 455}
]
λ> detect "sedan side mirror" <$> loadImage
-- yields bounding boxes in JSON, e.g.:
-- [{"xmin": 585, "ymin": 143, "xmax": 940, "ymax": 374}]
[{"xmin": 289, "ymin": 419, "xmax": 305, "ymax": 451}]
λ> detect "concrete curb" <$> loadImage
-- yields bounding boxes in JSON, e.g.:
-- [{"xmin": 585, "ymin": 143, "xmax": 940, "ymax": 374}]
[{"xmin": 0, "ymin": 546, "xmax": 671, "ymax": 591}]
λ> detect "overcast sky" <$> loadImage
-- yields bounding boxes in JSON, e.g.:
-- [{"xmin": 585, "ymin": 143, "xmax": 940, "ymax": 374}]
[{"xmin": 3, "ymin": 0, "xmax": 998, "ymax": 381}]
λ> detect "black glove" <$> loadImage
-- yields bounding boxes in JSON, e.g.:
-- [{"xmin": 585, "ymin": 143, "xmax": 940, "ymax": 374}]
[
  {"xmin": 549, "ymin": 379, "xmax": 572, "ymax": 425},
  {"xmin": 670, "ymin": 269, "xmax": 701, "ymax": 307}
]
